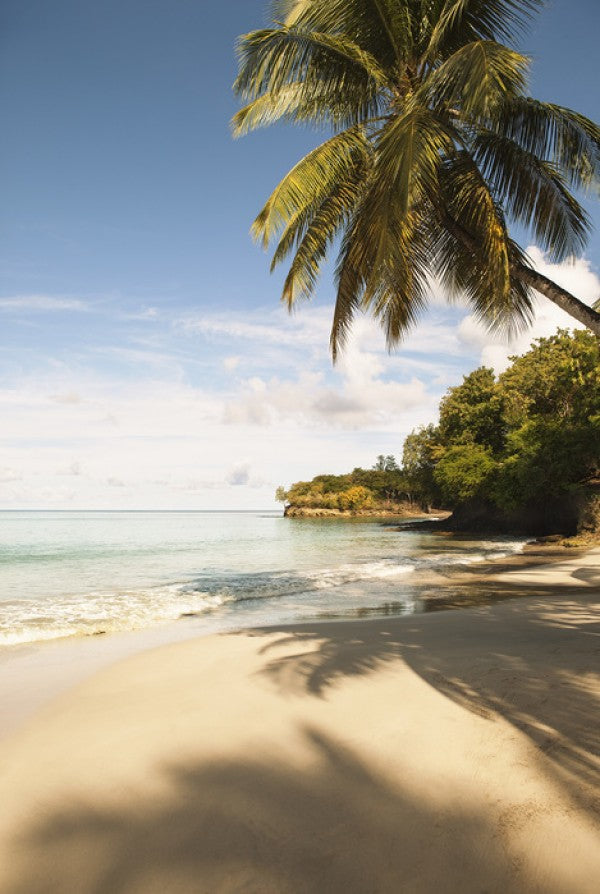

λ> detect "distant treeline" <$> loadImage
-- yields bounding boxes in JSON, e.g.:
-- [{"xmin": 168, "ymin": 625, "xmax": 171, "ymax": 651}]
[{"xmin": 278, "ymin": 330, "xmax": 600, "ymax": 527}]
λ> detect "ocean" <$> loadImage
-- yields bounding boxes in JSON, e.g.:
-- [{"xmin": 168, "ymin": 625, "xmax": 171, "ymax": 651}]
[{"xmin": 0, "ymin": 510, "xmax": 526, "ymax": 648}]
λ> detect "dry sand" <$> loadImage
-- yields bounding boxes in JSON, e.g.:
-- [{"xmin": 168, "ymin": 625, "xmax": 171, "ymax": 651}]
[{"xmin": 0, "ymin": 548, "xmax": 598, "ymax": 893}]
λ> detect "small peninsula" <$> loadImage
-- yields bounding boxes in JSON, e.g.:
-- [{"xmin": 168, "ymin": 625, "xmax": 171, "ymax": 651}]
[{"xmin": 277, "ymin": 456, "xmax": 445, "ymax": 518}]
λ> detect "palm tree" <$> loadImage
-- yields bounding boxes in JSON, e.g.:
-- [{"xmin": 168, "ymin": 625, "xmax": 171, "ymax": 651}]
[{"xmin": 232, "ymin": 0, "xmax": 600, "ymax": 356}]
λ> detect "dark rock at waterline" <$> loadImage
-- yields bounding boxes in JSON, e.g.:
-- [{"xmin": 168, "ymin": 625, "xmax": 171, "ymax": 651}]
[{"xmin": 402, "ymin": 485, "xmax": 600, "ymax": 538}]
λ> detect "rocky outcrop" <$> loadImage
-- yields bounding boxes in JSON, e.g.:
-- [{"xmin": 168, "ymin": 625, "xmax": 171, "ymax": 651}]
[
  {"xmin": 431, "ymin": 484, "xmax": 600, "ymax": 537},
  {"xmin": 283, "ymin": 503, "xmax": 446, "ymax": 519}
]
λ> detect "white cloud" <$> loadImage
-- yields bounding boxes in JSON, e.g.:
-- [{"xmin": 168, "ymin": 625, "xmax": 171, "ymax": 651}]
[
  {"xmin": 56, "ymin": 461, "xmax": 82, "ymax": 477},
  {"xmin": 225, "ymin": 462, "xmax": 251, "ymax": 486},
  {"xmin": 526, "ymin": 247, "xmax": 600, "ymax": 302},
  {"xmin": 0, "ymin": 295, "xmax": 88, "ymax": 312},
  {"xmin": 50, "ymin": 392, "xmax": 83, "ymax": 405},
  {"xmin": 107, "ymin": 476, "xmax": 127, "ymax": 488},
  {"xmin": 2, "ymin": 250, "xmax": 595, "ymax": 508},
  {"xmin": 121, "ymin": 306, "xmax": 159, "ymax": 321},
  {"xmin": 455, "ymin": 249, "xmax": 600, "ymax": 373},
  {"xmin": 0, "ymin": 467, "xmax": 22, "ymax": 482},
  {"xmin": 175, "ymin": 304, "xmax": 333, "ymax": 357}
]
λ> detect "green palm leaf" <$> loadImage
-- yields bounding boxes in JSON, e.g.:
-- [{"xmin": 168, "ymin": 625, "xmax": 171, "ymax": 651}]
[
  {"xmin": 425, "ymin": 0, "xmax": 543, "ymax": 61},
  {"xmin": 234, "ymin": 26, "xmax": 388, "ymax": 102},
  {"xmin": 235, "ymin": 0, "xmax": 600, "ymax": 349},
  {"xmin": 473, "ymin": 130, "xmax": 590, "ymax": 259},
  {"xmin": 423, "ymin": 40, "xmax": 529, "ymax": 118},
  {"xmin": 488, "ymin": 97, "xmax": 600, "ymax": 192},
  {"xmin": 251, "ymin": 127, "xmax": 370, "ymax": 249}
]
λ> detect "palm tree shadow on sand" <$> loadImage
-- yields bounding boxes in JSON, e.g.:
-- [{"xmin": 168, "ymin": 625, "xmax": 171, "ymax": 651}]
[
  {"xmin": 4, "ymin": 577, "xmax": 599, "ymax": 893},
  {"xmin": 4, "ymin": 726, "xmax": 555, "ymax": 894},
  {"xmin": 247, "ymin": 581, "xmax": 600, "ymax": 793}
]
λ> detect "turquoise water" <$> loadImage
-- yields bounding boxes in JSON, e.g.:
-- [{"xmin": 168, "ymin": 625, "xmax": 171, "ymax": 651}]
[{"xmin": 0, "ymin": 511, "xmax": 525, "ymax": 646}]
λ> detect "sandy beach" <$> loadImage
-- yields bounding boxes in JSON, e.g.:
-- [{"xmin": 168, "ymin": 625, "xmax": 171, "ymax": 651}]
[{"xmin": 0, "ymin": 547, "xmax": 598, "ymax": 893}]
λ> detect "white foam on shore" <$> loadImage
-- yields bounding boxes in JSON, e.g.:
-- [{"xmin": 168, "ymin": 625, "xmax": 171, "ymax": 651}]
[{"xmin": 0, "ymin": 540, "xmax": 526, "ymax": 647}]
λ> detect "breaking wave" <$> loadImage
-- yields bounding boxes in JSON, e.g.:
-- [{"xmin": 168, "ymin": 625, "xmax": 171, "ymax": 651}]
[{"xmin": 0, "ymin": 539, "xmax": 525, "ymax": 647}]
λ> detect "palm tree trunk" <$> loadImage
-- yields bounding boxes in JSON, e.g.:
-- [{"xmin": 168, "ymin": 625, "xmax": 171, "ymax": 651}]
[
  {"xmin": 512, "ymin": 262, "xmax": 600, "ymax": 336},
  {"xmin": 441, "ymin": 209, "xmax": 600, "ymax": 336}
]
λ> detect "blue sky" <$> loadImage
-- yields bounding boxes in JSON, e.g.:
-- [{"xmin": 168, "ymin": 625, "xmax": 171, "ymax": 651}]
[{"xmin": 0, "ymin": 0, "xmax": 599, "ymax": 508}]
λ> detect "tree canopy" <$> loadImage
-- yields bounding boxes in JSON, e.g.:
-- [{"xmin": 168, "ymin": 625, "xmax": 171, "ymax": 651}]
[
  {"xmin": 406, "ymin": 329, "xmax": 600, "ymax": 512},
  {"xmin": 277, "ymin": 459, "xmax": 411, "ymax": 511},
  {"xmin": 234, "ymin": 0, "xmax": 600, "ymax": 352}
]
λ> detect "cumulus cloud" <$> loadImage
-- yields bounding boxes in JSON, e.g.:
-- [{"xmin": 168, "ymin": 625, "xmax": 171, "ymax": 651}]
[{"xmin": 221, "ymin": 317, "xmax": 437, "ymax": 431}]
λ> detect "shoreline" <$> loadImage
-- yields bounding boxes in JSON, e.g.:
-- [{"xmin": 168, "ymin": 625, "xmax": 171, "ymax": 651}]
[
  {"xmin": 0, "ymin": 542, "xmax": 597, "ymax": 743},
  {"xmin": 0, "ymin": 547, "xmax": 598, "ymax": 891},
  {"xmin": 283, "ymin": 506, "xmax": 449, "ymax": 518}
]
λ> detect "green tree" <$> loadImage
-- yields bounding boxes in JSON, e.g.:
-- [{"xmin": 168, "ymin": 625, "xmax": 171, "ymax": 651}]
[
  {"xmin": 275, "ymin": 486, "xmax": 288, "ymax": 503},
  {"xmin": 434, "ymin": 443, "xmax": 498, "ymax": 504},
  {"xmin": 406, "ymin": 329, "xmax": 599, "ymax": 514},
  {"xmin": 234, "ymin": 0, "xmax": 600, "ymax": 353},
  {"xmin": 438, "ymin": 367, "xmax": 506, "ymax": 452},
  {"xmin": 384, "ymin": 454, "xmax": 399, "ymax": 472},
  {"xmin": 498, "ymin": 329, "xmax": 600, "ymax": 427},
  {"xmin": 494, "ymin": 330, "xmax": 600, "ymax": 507},
  {"xmin": 402, "ymin": 424, "xmax": 443, "ymax": 507},
  {"xmin": 494, "ymin": 417, "xmax": 600, "ymax": 509},
  {"xmin": 337, "ymin": 485, "xmax": 373, "ymax": 510}
]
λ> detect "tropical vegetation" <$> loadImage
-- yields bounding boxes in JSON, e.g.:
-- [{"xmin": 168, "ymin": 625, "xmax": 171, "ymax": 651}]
[
  {"xmin": 276, "ymin": 461, "xmax": 413, "ymax": 512},
  {"xmin": 279, "ymin": 330, "xmax": 600, "ymax": 533},
  {"xmin": 234, "ymin": 0, "xmax": 600, "ymax": 353}
]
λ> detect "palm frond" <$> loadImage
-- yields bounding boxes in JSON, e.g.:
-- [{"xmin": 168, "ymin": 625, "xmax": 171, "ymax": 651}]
[
  {"xmin": 330, "ymin": 213, "xmax": 374, "ymax": 359},
  {"xmin": 251, "ymin": 128, "xmax": 371, "ymax": 248},
  {"xmin": 234, "ymin": 26, "xmax": 388, "ymax": 103},
  {"xmin": 436, "ymin": 153, "xmax": 534, "ymax": 333},
  {"xmin": 330, "ymin": 105, "xmax": 457, "ymax": 353},
  {"xmin": 271, "ymin": 148, "xmax": 369, "ymax": 272},
  {"xmin": 272, "ymin": 0, "xmax": 416, "ymax": 69},
  {"xmin": 375, "ymin": 105, "xmax": 458, "ymax": 217},
  {"xmin": 232, "ymin": 80, "xmax": 383, "ymax": 136},
  {"xmin": 425, "ymin": 0, "xmax": 543, "ymax": 62},
  {"xmin": 280, "ymin": 182, "xmax": 362, "ymax": 308},
  {"xmin": 488, "ymin": 97, "xmax": 600, "ymax": 192},
  {"xmin": 331, "ymin": 190, "xmax": 429, "ymax": 358},
  {"xmin": 423, "ymin": 40, "xmax": 529, "ymax": 118},
  {"xmin": 473, "ymin": 130, "xmax": 590, "ymax": 260}
]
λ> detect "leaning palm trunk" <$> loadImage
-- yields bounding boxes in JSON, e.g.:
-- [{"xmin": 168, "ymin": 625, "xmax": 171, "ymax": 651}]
[
  {"xmin": 513, "ymin": 264, "xmax": 600, "ymax": 335},
  {"xmin": 234, "ymin": 0, "xmax": 600, "ymax": 353},
  {"xmin": 441, "ymin": 205, "xmax": 600, "ymax": 335}
]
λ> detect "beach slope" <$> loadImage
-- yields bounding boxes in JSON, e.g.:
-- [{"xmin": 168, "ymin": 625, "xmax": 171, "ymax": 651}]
[{"xmin": 0, "ymin": 549, "xmax": 598, "ymax": 893}]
